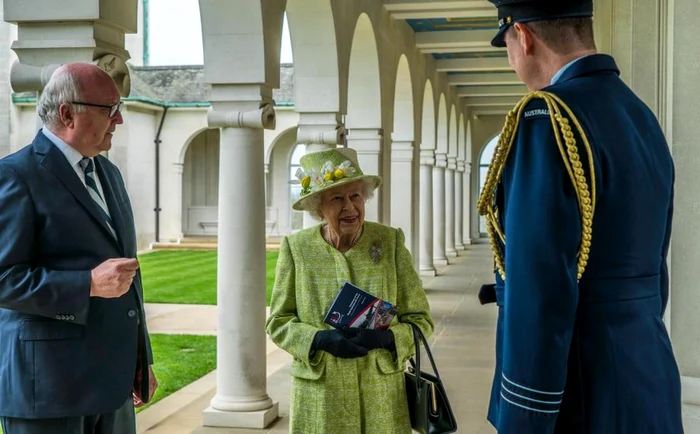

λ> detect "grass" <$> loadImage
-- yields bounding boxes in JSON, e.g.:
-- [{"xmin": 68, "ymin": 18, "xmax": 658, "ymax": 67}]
[
  {"xmin": 136, "ymin": 333, "xmax": 217, "ymax": 413},
  {"xmin": 0, "ymin": 334, "xmax": 216, "ymax": 430},
  {"xmin": 138, "ymin": 250, "xmax": 279, "ymax": 306}
]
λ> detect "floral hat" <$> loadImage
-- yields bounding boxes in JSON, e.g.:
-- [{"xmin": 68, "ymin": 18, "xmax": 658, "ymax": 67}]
[{"xmin": 292, "ymin": 147, "xmax": 382, "ymax": 211}]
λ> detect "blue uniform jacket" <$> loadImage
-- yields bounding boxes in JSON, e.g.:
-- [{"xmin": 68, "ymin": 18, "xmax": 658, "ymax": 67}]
[
  {"xmin": 0, "ymin": 131, "xmax": 154, "ymax": 418},
  {"xmin": 486, "ymin": 54, "xmax": 683, "ymax": 433}
]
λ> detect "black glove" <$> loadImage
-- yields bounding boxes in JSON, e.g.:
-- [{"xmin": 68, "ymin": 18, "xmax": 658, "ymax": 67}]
[
  {"xmin": 478, "ymin": 283, "xmax": 497, "ymax": 305},
  {"xmin": 310, "ymin": 329, "xmax": 369, "ymax": 359},
  {"xmin": 346, "ymin": 327, "xmax": 396, "ymax": 352}
]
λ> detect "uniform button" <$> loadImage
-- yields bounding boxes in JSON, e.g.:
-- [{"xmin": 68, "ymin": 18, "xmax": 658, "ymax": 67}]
[
  {"xmin": 69, "ymin": 315, "xmax": 75, "ymax": 321},
  {"xmin": 55, "ymin": 315, "xmax": 61, "ymax": 320},
  {"xmin": 127, "ymin": 310, "xmax": 137, "ymax": 318}
]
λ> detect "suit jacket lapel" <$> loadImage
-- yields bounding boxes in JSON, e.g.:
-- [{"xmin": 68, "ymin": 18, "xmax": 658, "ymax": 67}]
[
  {"xmin": 94, "ymin": 158, "xmax": 128, "ymax": 254},
  {"xmin": 33, "ymin": 133, "xmax": 121, "ymax": 249}
]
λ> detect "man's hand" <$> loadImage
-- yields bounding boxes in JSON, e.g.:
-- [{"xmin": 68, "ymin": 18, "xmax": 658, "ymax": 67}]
[
  {"xmin": 90, "ymin": 258, "xmax": 139, "ymax": 298},
  {"xmin": 133, "ymin": 365, "xmax": 158, "ymax": 408}
]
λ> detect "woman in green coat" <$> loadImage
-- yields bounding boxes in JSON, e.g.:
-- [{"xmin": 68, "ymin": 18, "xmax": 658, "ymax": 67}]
[{"xmin": 265, "ymin": 147, "xmax": 434, "ymax": 434}]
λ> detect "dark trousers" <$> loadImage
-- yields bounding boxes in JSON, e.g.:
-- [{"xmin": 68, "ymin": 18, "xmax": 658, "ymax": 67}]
[{"xmin": 0, "ymin": 398, "xmax": 135, "ymax": 434}]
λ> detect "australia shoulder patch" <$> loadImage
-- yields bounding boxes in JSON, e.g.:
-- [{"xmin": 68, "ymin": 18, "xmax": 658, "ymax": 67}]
[{"xmin": 521, "ymin": 103, "xmax": 550, "ymax": 121}]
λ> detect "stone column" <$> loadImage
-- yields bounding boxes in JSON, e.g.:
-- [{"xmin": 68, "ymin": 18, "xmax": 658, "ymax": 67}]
[
  {"xmin": 202, "ymin": 96, "xmax": 278, "ymax": 429},
  {"xmin": 0, "ymin": 5, "xmax": 12, "ymax": 159},
  {"xmin": 172, "ymin": 162, "xmax": 185, "ymax": 241},
  {"xmin": 296, "ymin": 112, "xmax": 345, "ymax": 228},
  {"xmin": 433, "ymin": 152, "xmax": 448, "ymax": 266},
  {"xmin": 390, "ymin": 139, "xmax": 414, "ymax": 255},
  {"xmin": 444, "ymin": 157, "xmax": 457, "ymax": 258},
  {"xmin": 463, "ymin": 163, "xmax": 473, "ymax": 245},
  {"xmin": 4, "ymin": 0, "xmax": 136, "ymax": 128},
  {"xmin": 455, "ymin": 160, "xmax": 466, "ymax": 251},
  {"xmin": 665, "ymin": 0, "xmax": 700, "ymax": 429},
  {"xmin": 419, "ymin": 150, "xmax": 436, "ymax": 277},
  {"xmin": 347, "ymin": 128, "xmax": 383, "ymax": 224}
]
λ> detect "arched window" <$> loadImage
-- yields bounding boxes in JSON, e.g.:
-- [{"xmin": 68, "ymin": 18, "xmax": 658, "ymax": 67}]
[
  {"xmin": 478, "ymin": 134, "xmax": 499, "ymax": 235},
  {"xmin": 289, "ymin": 144, "xmax": 306, "ymax": 232}
]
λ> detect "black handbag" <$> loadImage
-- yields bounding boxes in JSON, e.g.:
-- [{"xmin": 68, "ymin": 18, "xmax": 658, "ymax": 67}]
[{"xmin": 404, "ymin": 323, "xmax": 458, "ymax": 434}]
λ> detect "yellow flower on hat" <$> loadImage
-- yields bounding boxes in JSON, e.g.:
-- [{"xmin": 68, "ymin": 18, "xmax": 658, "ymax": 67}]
[{"xmin": 291, "ymin": 147, "xmax": 382, "ymax": 211}]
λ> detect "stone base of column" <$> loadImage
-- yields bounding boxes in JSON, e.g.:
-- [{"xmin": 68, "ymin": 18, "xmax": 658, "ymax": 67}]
[
  {"xmin": 682, "ymin": 376, "xmax": 700, "ymax": 431},
  {"xmin": 433, "ymin": 258, "xmax": 448, "ymax": 267},
  {"xmin": 446, "ymin": 249, "xmax": 458, "ymax": 258},
  {"xmin": 463, "ymin": 238, "xmax": 473, "ymax": 245},
  {"xmin": 203, "ymin": 402, "xmax": 279, "ymax": 429},
  {"xmin": 455, "ymin": 243, "xmax": 466, "ymax": 251},
  {"xmin": 419, "ymin": 267, "xmax": 437, "ymax": 277}
]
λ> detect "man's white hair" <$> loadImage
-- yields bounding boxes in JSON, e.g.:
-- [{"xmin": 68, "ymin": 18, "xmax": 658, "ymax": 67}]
[{"xmin": 37, "ymin": 67, "xmax": 86, "ymax": 129}]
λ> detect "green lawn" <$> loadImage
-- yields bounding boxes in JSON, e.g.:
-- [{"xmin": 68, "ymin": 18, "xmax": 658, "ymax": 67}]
[
  {"xmin": 136, "ymin": 333, "xmax": 217, "ymax": 413},
  {"xmin": 0, "ymin": 334, "xmax": 215, "ymax": 431},
  {"xmin": 138, "ymin": 250, "xmax": 279, "ymax": 305}
]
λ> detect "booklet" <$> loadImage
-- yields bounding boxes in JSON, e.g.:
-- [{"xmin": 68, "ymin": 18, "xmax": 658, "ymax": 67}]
[{"xmin": 323, "ymin": 281, "xmax": 399, "ymax": 330}]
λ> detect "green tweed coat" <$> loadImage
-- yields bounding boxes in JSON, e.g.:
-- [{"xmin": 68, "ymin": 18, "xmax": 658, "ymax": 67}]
[{"xmin": 265, "ymin": 221, "xmax": 434, "ymax": 434}]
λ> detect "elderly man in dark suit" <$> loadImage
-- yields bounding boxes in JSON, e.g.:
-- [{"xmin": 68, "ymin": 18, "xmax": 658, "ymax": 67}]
[
  {"xmin": 478, "ymin": 1, "xmax": 684, "ymax": 433},
  {"xmin": 0, "ymin": 63, "xmax": 157, "ymax": 434}
]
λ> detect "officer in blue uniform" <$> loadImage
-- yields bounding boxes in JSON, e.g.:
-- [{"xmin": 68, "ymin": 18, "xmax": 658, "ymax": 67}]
[{"xmin": 478, "ymin": 1, "xmax": 684, "ymax": 432}]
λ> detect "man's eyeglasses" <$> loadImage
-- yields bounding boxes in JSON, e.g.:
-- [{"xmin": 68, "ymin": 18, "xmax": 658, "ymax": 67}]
[{"xmin": 70, "ymin": 101, "xmax": 124, "ymax": 118}]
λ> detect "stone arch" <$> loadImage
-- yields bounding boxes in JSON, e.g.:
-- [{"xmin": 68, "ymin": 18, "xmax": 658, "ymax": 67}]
[
  {"xmin": 346, "ymin": 13, "xmax": 381, "ymax": 129},
  {"xmin": 286, "ymin": 0, "xmax": 339, "ymax": 112},
  {"xmin": 345, "ymin": 12, "xmax": 383, "ymax": 223},
  {"xmin": 457, "ymin": 114, "xmax": 466, "ymax": 162},
  {"xmin": 390, "ymin": 54, "xmax": 416, "ymax": 253},
  {"xmin": 181, "ymin": 128, "xmax": 221, "ymax": 236},
  {"xmin": 421, "ymin": 80, "xmax": 436, "ymax": 151},
  {"xmin": 448, "ymin": 105, "xmax": 457, "ymax": 158},
  {"xmin": 392, "ymin": 54, "xmax": 414, "ymax": 141},
  {"xmin": 477, "ymin": 133, "xmax": 500, "ymax": 235},
  {"xmin": 178, "ymin": 127, "xmax": 211, "ymax": 165},
  {"xmin": 267, "ymin": 127, "xmax": 298, "ymax": 235},
  {"xmin": 436, "ymin": 94, "xmax": 448, "ymax": 154}
]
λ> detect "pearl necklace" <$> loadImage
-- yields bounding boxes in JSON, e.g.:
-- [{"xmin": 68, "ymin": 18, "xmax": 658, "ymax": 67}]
[{"xmin": 324, "ymin": 225, "xmax": 363, "ymax": 250}]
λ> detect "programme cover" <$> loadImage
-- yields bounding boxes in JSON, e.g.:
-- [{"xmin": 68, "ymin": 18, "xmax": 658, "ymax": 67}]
[{"xmin": 323, "ymin": 281, "xmax": 399, "ymax": 330}]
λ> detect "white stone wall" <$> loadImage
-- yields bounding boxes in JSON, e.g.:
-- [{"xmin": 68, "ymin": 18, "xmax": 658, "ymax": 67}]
[{"xmin": 8, "ymin": 100, "xmax": 303, "ymax": 250}]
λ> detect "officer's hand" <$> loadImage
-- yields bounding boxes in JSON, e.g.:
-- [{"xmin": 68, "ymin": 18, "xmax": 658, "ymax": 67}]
[
  {"xmin": 311, "ymin": 329, "xmax": 369, "ymax": 359},
  {"xmin": 90, "ymin": 258, "xmax": 139, "ymax": 298}
]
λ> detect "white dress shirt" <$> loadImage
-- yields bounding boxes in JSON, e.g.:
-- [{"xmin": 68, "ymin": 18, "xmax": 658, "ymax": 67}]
[{"xmin": 41, "ymin": 127, "xmax": 112, "ymax": 219}]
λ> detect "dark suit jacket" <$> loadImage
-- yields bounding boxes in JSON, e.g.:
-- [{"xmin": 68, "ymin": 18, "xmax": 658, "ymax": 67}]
[{"xmin": 0, "ymin": 130, "xmax": 153, "ymax": 419}]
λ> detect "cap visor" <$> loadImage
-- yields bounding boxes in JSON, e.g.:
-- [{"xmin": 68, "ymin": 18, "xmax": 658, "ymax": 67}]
[{"xmin": 491, "ymin": 26, "xmax": 507, "ymax": 48}]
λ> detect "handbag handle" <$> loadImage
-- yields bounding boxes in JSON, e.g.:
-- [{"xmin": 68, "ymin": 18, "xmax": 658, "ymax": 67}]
[{"xmin": 408, "ymin": 322, "xmax": 443, "ymax": 381}]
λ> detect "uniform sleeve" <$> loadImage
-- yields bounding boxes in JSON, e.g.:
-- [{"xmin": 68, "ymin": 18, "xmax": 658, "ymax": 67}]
[
  {"xmin": 0, "ymin": 163, "xmax": 91, "ymax": 324},
  {"xmin": 265, "ymin": 235, "xmax": 323, "ymax": 366},
  {"xmin": 388, "ymin": 228, "xmax": 435, "ymax": 370},
  {"xmin": 660, "ymin": 172, "xmax": 674, "ymax": 318},
  {"xmin": 497, "ymin": 105, "xmax": 581, "ymax": 432}
]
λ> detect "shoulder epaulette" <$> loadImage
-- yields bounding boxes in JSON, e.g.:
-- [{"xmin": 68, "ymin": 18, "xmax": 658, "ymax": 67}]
[{"xmin": 477, "ymin": 91, "xmax": 596, "ymax": 281}]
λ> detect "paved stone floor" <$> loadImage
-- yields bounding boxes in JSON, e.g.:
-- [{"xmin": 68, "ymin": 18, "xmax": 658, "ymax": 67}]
[{"xmin": 137, "ymin": 243, "xmax": 498, "ymax": 433}]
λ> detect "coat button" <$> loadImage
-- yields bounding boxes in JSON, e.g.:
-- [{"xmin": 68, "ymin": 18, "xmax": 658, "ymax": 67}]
[
  {"xmin": 128, "ymin": 309, "xmax": 137, "ymax": 318},
  {"xmin": 55, "ymin": 315, "xmax": 61, "ymax": 320}
]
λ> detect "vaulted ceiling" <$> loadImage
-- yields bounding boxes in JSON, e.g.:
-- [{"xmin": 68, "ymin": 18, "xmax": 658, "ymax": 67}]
[{"xmin": 383, "ymin": 0, "xmax": 527, "ymax": 116}]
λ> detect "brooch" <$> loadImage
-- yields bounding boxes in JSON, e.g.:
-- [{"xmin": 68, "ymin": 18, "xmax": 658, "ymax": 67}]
[{"xmin": 369, "ymin": 240, "xmax": 383, "ymax": 264}]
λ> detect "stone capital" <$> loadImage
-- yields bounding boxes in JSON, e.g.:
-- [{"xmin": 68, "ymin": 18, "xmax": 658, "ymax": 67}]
[
  {"xmin": 446, "ymin": 156, "xmax": 457, "ymax": 171},
  {"xmin": 434, "ymin": 152, "xmax": 448, "ymax": 168},
  {"xmin": 391, "ymin": 140, "xmax": 414, "ymax": 163},
  {"xmin": 207, "ymin": 103, "xmax": 276, "ymax": 130},
  {"xmin": 296, "ymin": 112, "xmax": 345, "ymax": 145},
  {"xmin": 419, "ymin": 149, "xmax": 435, "ymax": 166}
]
